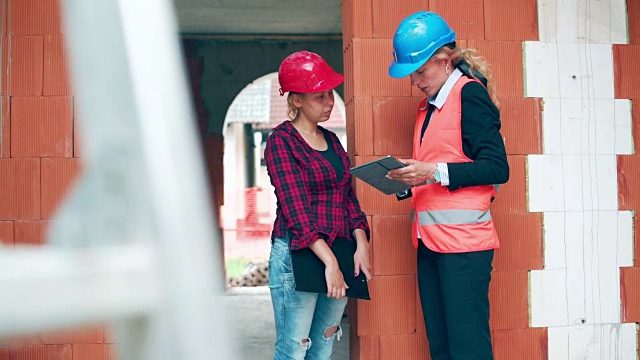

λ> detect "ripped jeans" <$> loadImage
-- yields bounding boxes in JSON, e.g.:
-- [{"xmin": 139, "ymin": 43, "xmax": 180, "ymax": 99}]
[{"xmin": 269, "ymin": 236, "xmax": 348, "ymax": 360}]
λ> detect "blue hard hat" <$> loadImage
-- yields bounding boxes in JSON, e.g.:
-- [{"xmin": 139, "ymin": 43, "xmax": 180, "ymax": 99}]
[{"xmin": 388, "ymin": 11, "xmax": 456, "ymax": 78}]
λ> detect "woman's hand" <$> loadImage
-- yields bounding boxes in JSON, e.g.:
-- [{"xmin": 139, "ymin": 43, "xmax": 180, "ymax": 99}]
[
  {"xmin": 352, "ymin": 229, "xmax": 372, "ymax": 281},
  {"xmin": 309, "ymin": 239, "xmax": 348, "ymax": 299},
  {"xmin": 353, "ymin": 246, "xmax": 372, "ymax": 281},
  {"xmin": 386, "ymin": 159, "xmax": 437, "ymax": 185},
  {"xmin": 325, "ymin": 263, "xmax": 349, "ymax": 299}
]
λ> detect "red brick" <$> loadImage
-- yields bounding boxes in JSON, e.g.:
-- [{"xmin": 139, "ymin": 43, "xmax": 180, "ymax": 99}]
[
  {"xmin": 489, "ymin": 271, "xmax": 529, "ymax": 329},
  {"xmin": 379, "ymin": 333, "xmax": 430, "ymax": 360},
  {"xmin": 372, "ymin": 215, "xmax": 415, "ymax": 276},
  {"xmin": 364, "ymin": 215, "xmax": 375, "ymax": 275},
  {"xmin": 467, "ymin": 41, "xmax": 524, "ymax": 98},
  {"xmin": 1, "ymin": 97, "xmax": 10, "ymax": 158},
  {"xmin": 43, "ymin": 35, "xmax": 71, "ymax": 96},
  {"xmin": 10, "ymin": 96, "xmax": 73, "ymax": 157},
  {"xmin": 9, "ymin": 0, "xmax": 63, "ymax": 35},
  {"xmin": 344, "ymin": 41, "xmax": 354, "ymax": 103},
  {"xmin": 618, "ymin": 155, "xmax": 640, "ymax": 211},
  {"xmin": 621, "ymin": 266, "xmax": 640, "ymax": 323},
  {"xmin": 9, "ymin": 36, "xmax": 43, "ymax": 96},
  {"xmin": 42, "ymin": 325, "xmax": 104, "ymax": 345},
  {"xmin": 0, "ymin": 221, "xmax": 13, "ymax": 245},
  {"xmin": 352, "ymin": 335, "xmax": 380, "ymax": 360},
  {"xmin": 73, "ymin": 109, "xmax": 83, "ymax": 158},
  {"xmin": 342, "ymin": 0, "xmax": 373, "ymax": 47},
  {"xmin": 484, "ymin": 0, "xmax": 538, "ymax": 41},
  {"xmin": 14, "ymin": 220, "xmax": 49, "ymax": 246},
  {"xmin": 636, "ymin": 214, "xmax": 640, "ymax": 267},
  {"xmin": 492, "ymin": 212, "xmax": 543, "ymax": 271},
  {"xmin": 630, "ymin": 0, "xmax": 640, "ymax": 44},
  {"xmin": 492, "ymin": 328, "xmax": 548, "ymax": 360},
  {"xmin": 346, "ymin": 99, "xmax": 356, "ymax": 159},
  {"xmin": 104, "ymin": 328, "xmax": 115, "ymax": 344},
  {"xmin": 614, "ymin": 45, "xmax": 640, "ymax": 99},
  {"xmin": 415, "ymin": 278, "xmax": 426, "ymax": 334},
  {"xmin": 10, "ymin": 345, "xmax": 72, "ymax": 360},
  {"xmin": 0, "ymin": 158, "xmax": 41, "ymax": 220},
  {"xmin": 430, "ymin": 0, "xmax": 485, "ymax": 40},
  {"xmin": 346, "ymin": 97, "xmax": 374, "ymax": 156},
  {"xmin": 499, "ymin": 97, "xmax": 542, "ymax": 155},
  {"xmin": 353, "ymin": 39, "xmax": 412, "ymax": 97},
  {"xmin": 0, "ymin": 2, "xmax": 6, "ymax": 35},
  {"xmin": 372, "ymin": 1, "xmax": 431, "ymax": 39},
  {"xmin": 2, "ymin": 36, "xmax": 8, "ymax": 95},
  {"xmin": 342, "ymin": 0, "xmax": 353, "ymax": 47},
  {"xmin": 72, "ymin": 344, "xmax": 115, "ymax": 360},
  {"xmin": 348, "ymin": 298, "xmax": 359, "ymax": 335},
  {"xmin": 357, "ymin": 275, "xmax": 416, "ymax": 335},
  {"xmin": 633, "ymin": 99, "xmax": 640, "ymax": 155},
  {"xmin": 41, "ymin": 158, "xmax": 83, "ymax": 219},
  {"xmin": 490, "ymin": 155, "xmax": 526, "ymax": 213},
  {"xmin": 0, "ymin": 334, "xmax": 42, "ymax": 346},
  {"xmin": 373, "ymin": 97, "xmax": 422, "ymax": 156},
  {"xmin": 0, "ymin": 347, "xmax": 7, "ymax": 360},
  {"xmin": 349, "ymin": 330, "xmax": 360, "ymax": 360},
  {"xmin": 353, "ymin": 156, "xmax": 412, "ymax": 216}
]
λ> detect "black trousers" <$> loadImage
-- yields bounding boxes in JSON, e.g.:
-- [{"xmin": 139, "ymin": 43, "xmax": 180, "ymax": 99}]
[{"xmin": 417, "ymin": 240, "xmax": 494, "ymax": 360}]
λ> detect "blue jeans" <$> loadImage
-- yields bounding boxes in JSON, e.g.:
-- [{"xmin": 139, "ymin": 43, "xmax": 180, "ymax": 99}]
[{"xmin": 269, "ymin": 237, "xmax": 348, "ymax": 360}]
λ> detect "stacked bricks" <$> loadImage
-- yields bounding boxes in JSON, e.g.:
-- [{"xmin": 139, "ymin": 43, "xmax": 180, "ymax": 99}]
[
  {"xmin": 618, "ymin": 0, "xmax": 640, "ymax": 357},
  {"xmin": 343, "ymin": 0, "xmax": 547, "ymax": 358},
  {"xmin": 0, "ymin": 0, "xmax": 114, "ymax": 359},
  {"xmin": 524, "ymin": 0, "xmax": 638, "ymax": 357}
]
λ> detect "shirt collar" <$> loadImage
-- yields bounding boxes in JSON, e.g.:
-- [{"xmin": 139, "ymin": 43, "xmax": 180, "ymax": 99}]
[{"xmin": 428, "ymin": 68, "xmax": 463, "ymax": 110}]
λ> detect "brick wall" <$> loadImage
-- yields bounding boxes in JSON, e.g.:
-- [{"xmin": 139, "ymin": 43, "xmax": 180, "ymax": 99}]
[
  {"xmin": 344, "ymin": 0, "xmax": 638, "ymax": 359},
  {"xmin": 618, "ymin": 0, "xmax": 640, "ymax": 355},
  {"xmin": 0, "ymin": 0, "xmax": 114, "ymax": 358}
]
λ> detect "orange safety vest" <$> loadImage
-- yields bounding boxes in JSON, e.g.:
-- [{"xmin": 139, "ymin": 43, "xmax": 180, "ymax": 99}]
[{"xmin": 411, "ymin": 76, "xmax": 500, "ymax": 253}]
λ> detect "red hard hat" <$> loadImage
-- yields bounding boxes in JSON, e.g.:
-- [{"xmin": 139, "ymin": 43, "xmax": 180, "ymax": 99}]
[{"xmin": 278, "ymin": 51, "xmax": 344, "ymax": 96}]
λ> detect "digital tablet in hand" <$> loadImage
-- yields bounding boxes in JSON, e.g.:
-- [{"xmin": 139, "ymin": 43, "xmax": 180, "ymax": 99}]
[{"xmin": 350, "ymin": 156, "xmax": 412, "ymax": 195}]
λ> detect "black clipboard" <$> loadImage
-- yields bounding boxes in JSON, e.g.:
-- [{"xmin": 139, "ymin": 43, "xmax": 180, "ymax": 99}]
[
  {"xmin": 290, "ymin": 236, "xmax": 370, "ymax": 300},
  {"xmin": 350, "ymin": 156, "xmax": 412, "ymax": 195}
]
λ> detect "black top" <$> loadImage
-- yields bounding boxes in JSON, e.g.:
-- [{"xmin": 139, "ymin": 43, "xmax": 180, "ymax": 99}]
[
  {"xmin": 318, "ymin": 130, "xmax": 345, "ymax": 182},
  {"xmin": 445, "ymin": 79, "xmax": 509, "ymax": 191}
]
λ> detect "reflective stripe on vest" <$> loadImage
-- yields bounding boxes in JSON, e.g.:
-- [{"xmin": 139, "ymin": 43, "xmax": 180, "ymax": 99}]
[
  {"xmin": 417, "ymin": 209, "xmax": 492, "ymax": 226},
  {"xmin": 410, "ymin": 76, "xmax": 500, "ymax": 253}
]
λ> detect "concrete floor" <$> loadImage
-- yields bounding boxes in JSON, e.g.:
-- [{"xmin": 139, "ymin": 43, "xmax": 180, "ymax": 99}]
[{"xmin": 222, "ymin": 286, "xmax": 350, "ymax": 360}]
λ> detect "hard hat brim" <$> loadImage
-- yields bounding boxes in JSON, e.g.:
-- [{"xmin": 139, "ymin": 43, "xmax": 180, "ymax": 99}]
[
  {"xmin": 314, "ymin": 72, "xmax": 344, "ymax": 92},
  {"xmin": 388, "ymin": 58, "xmax": 428, "ymax": 79}
]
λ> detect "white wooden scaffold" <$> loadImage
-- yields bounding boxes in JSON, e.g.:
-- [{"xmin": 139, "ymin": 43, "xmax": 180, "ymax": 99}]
[{"xmin": 0, "ymin": 0, "xmax": 237, "ymax": 359}]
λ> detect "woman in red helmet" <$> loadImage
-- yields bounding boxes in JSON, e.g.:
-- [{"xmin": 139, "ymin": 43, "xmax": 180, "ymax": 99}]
[
  {"xmin": 385, "ymin": 11, "xmax": 509, "ymax": 360},
  {"xmin": 264, "ymin": 51, "xmax": 371, "ymax": 360}
]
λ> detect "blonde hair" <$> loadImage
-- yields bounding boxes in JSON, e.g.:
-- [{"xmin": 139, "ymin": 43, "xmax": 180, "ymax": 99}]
[
  {"xmin": 433, "ymin": 46, "xmax": 500, "ymax": 109},
  {"xmin": 286, "ymin": 92, "xmax": 300, "ymax": 120}
]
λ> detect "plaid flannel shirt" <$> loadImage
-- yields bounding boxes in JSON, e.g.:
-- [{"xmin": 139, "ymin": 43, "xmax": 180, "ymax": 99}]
[{"xmin": 264, "ymin": 121, "xmax": 370, "ymax": 250}]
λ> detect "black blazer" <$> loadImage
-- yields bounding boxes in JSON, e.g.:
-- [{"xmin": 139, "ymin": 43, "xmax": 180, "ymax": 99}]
[{"xmin": 446, "ymin": 79, "xmax": 509, "ymax": 191}]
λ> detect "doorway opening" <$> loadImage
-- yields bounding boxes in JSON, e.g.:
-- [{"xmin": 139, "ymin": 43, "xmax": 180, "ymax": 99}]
[{"xmin": 180, "ymin": 36, "xmax": 350, "ymax": 359}]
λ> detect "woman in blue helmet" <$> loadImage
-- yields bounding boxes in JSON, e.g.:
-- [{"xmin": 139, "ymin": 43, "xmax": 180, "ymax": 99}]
[{"xmin": 385, "ymin": 11, "xmax": 509, "ymax": 360}]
